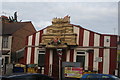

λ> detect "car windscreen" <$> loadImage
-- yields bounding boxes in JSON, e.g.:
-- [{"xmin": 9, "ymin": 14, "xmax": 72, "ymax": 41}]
[
  {"xmin": 7, "ymin": 75, "xmax": 53, "ymax": 80},
  {"xmin": 86, "ymin": 75, "xmax": 100, "ymax": 78}
]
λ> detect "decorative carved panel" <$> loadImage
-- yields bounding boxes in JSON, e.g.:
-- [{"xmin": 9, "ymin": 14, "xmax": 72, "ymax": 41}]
[{"xmin": 40, "ymin": 16, "xmax": 77, "ymax": 48}]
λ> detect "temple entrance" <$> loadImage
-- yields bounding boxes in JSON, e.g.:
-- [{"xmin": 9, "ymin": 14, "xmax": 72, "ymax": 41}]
[{"xmin": 52, "ymin": 49, "xmax": 66, "ymax": 80}]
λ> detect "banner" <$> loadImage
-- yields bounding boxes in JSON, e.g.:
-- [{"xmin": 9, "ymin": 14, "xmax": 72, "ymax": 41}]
[{"xmin": 64, "ymin": 67, "xmax": 83, "ymax": 78}]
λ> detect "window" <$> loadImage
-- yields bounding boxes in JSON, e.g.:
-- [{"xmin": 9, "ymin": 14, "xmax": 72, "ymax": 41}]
[
  {"xmin": 5, "ymin": 57, "xmax": 9, "ymax": 64},
  {"xmin": 76, "ymin": 52, "xmax": 85, "ymax": 67},
  {"xmin": 38, "ymin": 51, "xmax": 45, "ymax": 67},
  {"xmin": 86, "ymin": 75, "xmax": 99, "ymax": 78},
  {"xmin": 77, "ymin": 52, "xmax": 85, "ymax": 54},
  {"xmin": 101, "ymin": 75, "xmax": 110, "ymax": 78},
  {"xmin": 2, "ymin": 36, "xmax": 8, "ymax": 48},
  {"xmin": 2, "ymin": 59, "xmax": 3, "ymax": 65}
]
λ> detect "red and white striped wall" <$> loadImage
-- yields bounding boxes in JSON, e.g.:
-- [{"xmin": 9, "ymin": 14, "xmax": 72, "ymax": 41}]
[
  {"xmin": 24, "ymin": 29, "xmax": 44, "ymax": 64},
  {"xmin": 70, "ymin": 25, "xmax": 117, "ymax": 74},
  {"xmin": 23, "ymin": 24, "xmax": 118, "ymax": 75}
]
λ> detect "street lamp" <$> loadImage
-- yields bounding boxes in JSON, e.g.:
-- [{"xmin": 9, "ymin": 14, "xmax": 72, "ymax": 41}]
[{"xmin": 57, "ymin": 49, "xmax": 62, "ymax": 80}]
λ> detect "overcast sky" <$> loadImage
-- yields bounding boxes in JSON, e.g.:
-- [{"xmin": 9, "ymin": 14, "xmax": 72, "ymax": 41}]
[{"xmin": 1, "ymin": 1, "xmax": 119, "ymax": 35}]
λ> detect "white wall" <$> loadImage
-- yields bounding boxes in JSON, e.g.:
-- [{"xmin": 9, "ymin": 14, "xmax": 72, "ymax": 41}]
[
  {"xmin": 1, "ymin": 35, "xmax": 12, "ymax": 65},
  {"xmin": 0, "ymin": 36, "xmax": 2, "ymax": 50}
]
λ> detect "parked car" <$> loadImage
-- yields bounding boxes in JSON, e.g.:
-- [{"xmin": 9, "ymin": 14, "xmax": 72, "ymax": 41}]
[
  {"xmin": 80, "ymin": 73, "xmax": 120, "ymax": 80},
  {"xmin": 1, "ymin": 73, "xmax": 54, "ymax": 80},
  {"xmin": 0, "ymin": 76, "xmax": 7, "ymax": 80}
]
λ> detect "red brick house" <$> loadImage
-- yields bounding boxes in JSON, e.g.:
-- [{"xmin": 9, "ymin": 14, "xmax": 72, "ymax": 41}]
[{"xmin": 0, "ymin": 15, "xmax": 36, "ymax": 72}]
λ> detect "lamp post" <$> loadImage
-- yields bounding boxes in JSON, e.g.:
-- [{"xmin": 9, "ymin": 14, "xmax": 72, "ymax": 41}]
[{"xmin": 57, "ymin": 49, "xmax": 62, "ymax": 80}]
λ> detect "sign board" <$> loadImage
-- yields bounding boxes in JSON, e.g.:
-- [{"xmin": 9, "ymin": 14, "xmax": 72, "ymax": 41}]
[
  {"xmin": 64, "ymin": 67, "xmax": 83, "ymax": 78},
  {"xmin": 62, "ymin": 62, "xmax": 82, "ymax": 78},
  {"xmin": 94, "ymin": 57, "xmax": 102, "ymax": 62}
]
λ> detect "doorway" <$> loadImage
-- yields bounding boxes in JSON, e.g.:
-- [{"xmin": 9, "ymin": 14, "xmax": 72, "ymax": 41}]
[{"xmin": 52, "ymin": 49, "xmax": 66, "ymax": 80}]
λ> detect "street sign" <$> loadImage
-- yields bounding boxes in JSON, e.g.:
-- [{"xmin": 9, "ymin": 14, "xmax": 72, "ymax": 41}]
[
  {"xmin": 64, "ymin": 67, "xmax": 83, "ymax": 78},
  {"xmin": 57, "ymin": 49, "xmax": 63, "ymax": 58}
]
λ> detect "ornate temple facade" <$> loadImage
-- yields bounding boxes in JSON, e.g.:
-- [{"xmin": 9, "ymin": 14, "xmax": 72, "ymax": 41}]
[{"xmin": 23, "ymin": 16, "xmax": 118, "ymax": 79}]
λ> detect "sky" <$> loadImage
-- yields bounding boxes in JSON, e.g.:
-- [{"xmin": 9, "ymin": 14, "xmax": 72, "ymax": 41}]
[{"xmin": 1, "ymin": 1, "xmax": 119, "ymax": 35}]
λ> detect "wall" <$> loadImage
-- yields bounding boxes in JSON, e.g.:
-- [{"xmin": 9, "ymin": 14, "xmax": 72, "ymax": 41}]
[
  {"xmin": 11, "ymin": 22, "xmax": 36, "ymax": 52},
  {"xmin": 0, "ymin": 36, "xmax": 2, "ymax": 75},
  {"xmin": 0, "ymin": 36, "xmax": 2, "ymax": 51},
  {"xmin": 24, "ymin": 24, "xmax": 118, "ymax": 78}
]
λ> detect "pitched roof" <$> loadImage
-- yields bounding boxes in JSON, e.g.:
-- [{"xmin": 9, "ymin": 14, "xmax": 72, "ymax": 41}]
[{"xmin": 2, "ymin": 21, "xmax": 33, "ymax": 35}]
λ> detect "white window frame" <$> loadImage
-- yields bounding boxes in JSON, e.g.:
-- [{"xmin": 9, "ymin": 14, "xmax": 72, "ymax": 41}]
[
  {"xmin": 37, "ymin": 50, "xmax": 45, "ymax": 74},
  {"xmin": 2, "ymin": 55, "xmax": 10, "ymax": 65},
  {"xmin": 76, "ymin": 51, "xmax": 86, "ymax": 56},
  {"xmin": 37, "ymin": 50, "xmax": 45, "ymax": 66},
  {"xmin": 38, "ymin": 51, "xmax": 45, "ymax": 55},
  {"xmin": 76, "ymin": 51, "xmax": 86, "ymax": 68}
]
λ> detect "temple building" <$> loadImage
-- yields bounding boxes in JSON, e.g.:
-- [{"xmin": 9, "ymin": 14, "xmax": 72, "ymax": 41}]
[{"xmin": 23, "ymin": 16, "xmax": 118, "ymax": 79}]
